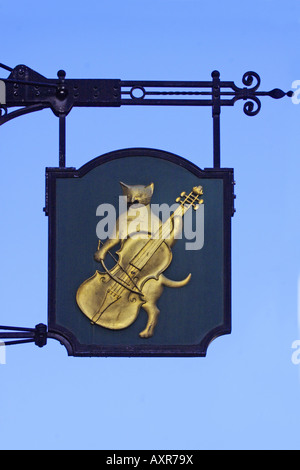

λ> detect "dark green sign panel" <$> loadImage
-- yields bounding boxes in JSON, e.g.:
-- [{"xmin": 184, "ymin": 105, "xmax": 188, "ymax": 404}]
[{"xmin": 46, "ymin": 148, "xmax": 234, "ymax": 356}]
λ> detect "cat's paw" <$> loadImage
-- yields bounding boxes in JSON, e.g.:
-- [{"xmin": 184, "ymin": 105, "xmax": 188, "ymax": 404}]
[
  {"xmin": 94, "ymin": 249, "xmax": 104, "ymax": 262},
  {"xmin": 139, "ymin": 329, "xmax": 154, "ymax": 339}
]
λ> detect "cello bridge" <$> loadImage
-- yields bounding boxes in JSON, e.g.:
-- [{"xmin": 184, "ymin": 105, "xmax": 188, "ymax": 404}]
[{"xmin": 107, "ymin": 288, "xmax": 121, "ymax": 300}]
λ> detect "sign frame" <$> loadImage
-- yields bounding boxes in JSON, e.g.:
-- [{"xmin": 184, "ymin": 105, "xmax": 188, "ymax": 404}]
[{"xmin": 46, "ymin": 147, "xmax": 235, "ymax": 357}]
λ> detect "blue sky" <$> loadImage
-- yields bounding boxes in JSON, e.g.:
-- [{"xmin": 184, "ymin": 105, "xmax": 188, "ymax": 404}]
[{"xmin": 0, "ymin": 0, "xmax": 299, "ymax": 450}]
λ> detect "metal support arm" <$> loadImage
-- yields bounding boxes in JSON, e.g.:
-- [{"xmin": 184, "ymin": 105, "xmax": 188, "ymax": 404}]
[
  {"xmin": 0, "ymin": 63, "xmax": 293, "ymax": 169},
  {"xmin": 0, "ymin": 324, "xmax": 47, "ymax": 347}
]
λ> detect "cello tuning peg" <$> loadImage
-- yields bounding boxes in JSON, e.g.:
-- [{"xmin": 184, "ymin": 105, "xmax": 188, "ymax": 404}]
[
  {"xmin": 193, "ymin": 200, "xmax": 204, "ymax": 210},
  {"xmin": 180, "ymin": 191, "xmax": 186, "ymax": 197},
  {"xmin": 176, "ymin": 197, "xmax": 181, "ymax": 203},
  {"xmin": 192, "ymin": 186, "xmax": 203, "ymax": 196}
]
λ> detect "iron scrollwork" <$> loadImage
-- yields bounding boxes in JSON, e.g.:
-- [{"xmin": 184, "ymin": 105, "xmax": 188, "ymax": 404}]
[
  {"xmin": 234, "ymin": 71, "xmax": 262, "ymax": 116},
  {"xmin": 223, "ymin": 71, "xmax": 293, "ymax": 117},
  {"xmin": 120, "ymin": 70, "xmax": 292, "ymax": 117}
]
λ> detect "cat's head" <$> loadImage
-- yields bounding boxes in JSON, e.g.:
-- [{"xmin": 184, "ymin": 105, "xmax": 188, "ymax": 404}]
[{"xmin": 120, "ymin": 182, "xmax": 154, "ymax": 206}]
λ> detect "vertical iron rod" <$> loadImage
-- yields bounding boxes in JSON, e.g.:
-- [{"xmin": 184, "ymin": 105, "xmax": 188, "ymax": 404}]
[
  {"xmin": 59, "ymin": 114, "xmax": 66, "ymax": 167},
  {"xmin": 213, "ymin": 114, "xmax": 220, "ymax": 168},
  {"xmin": 212, "ymin": 71, "xmax": 221, "ymax": 168}
]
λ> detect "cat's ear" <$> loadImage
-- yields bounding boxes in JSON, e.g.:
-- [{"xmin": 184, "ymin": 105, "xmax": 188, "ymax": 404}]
[
  {"xmin": 147, "ymin": 182, "xmax": 154, "ymax": 194},
  {"xmin": 119, "ymin": 181, "xmax": 129, "ymax": 192}
]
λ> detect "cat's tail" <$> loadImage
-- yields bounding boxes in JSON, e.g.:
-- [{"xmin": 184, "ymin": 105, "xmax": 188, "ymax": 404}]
[{"xmin": 160, "ymin": 273, "xmax": 191, "ymax": 288}]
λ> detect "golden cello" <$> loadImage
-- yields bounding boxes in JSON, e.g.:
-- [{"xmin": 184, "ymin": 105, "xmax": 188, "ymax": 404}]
[{"xmin": 76, "ymin": 186, "xmax": 204, "ymax": 338}]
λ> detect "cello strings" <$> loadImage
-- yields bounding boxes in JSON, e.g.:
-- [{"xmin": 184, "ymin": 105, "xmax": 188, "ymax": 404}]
[
  {"xmin": 128, "ymin": 196, "xmax": 190, "ymax": 269},
  {"xmin": 131, "ymin": 191, "xmax": 199, "ymax": 270},
  {"xmin": 97, "ymin": 240, "xmax": 142, "ymax": 295}
]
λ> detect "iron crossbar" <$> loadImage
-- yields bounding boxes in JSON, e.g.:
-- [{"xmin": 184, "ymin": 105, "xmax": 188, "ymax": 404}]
[
  {"xmin": 0, "ymin": 324, "xmax": 48, "ymax": 347},
  {"xmin": 0, "ymin": 63, "xmax": 293, "ymax": 169}
]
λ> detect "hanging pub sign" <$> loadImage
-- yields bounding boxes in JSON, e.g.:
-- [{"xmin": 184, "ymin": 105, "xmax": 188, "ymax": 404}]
[
  {"xmin": 45, "ymin": 148, "xmax": 235, "ymax": 357},
  {"xmin": 1, "ymin": 65, "xmax": 289, "ymax": 354}
]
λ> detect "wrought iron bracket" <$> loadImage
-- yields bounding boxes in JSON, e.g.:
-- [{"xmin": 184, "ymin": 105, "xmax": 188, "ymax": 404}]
[
  {"xmin": 0, "ymin": 63, "xmax": 293, "ymax": 168},
  {"xmin": 0, "ymin": 323, "xmax": 47, "ymax": 347}
]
